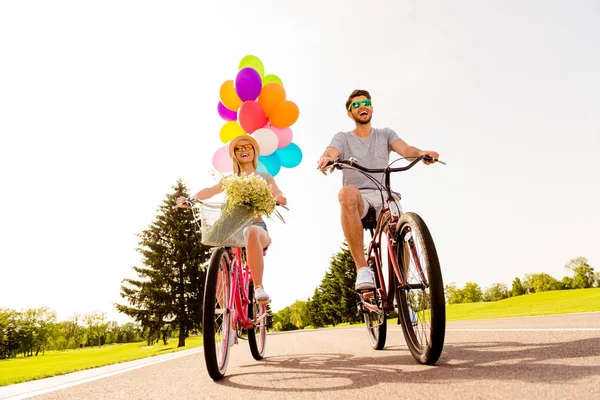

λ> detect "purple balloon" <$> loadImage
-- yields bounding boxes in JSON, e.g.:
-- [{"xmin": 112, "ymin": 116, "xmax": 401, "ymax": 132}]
[
  {"xmin": 217, "ymin": 102, "xmax": 237, "ymax": 121},
  {"xmin": 235, "ymin": 67, "xmax": 262, "ymax": 101}
]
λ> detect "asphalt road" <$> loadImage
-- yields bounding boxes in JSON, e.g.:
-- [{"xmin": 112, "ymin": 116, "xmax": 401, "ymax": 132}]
[{"xmin": 4, "ymin": 312, "xmax": 600, "ymax": 400}]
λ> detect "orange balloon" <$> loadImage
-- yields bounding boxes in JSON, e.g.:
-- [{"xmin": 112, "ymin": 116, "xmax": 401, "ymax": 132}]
[
  {"xmin": 219, "ymin": 80, "xmax": 242, "ymax": 111},
  {"xmin": 270, "ymin": 100, "xmax": 299, "ymax": 128},
  {"xmin": 258, "ymin": 82, "xmax": 286, "ymax": 117}
]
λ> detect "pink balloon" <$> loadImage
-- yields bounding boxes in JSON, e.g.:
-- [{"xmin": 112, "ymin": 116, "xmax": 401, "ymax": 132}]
[
  {"xmin": 268, "ymin": 125, "xmax": 293, "ymax": 148},
  {"xmin": 212, "ymin": 144, "xmax": 233, "ymax": 173}
]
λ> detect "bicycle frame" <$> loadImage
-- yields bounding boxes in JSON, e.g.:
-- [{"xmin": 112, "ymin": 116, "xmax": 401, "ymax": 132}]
[
  {"xmin": 183, "ymin": 200, "xmax": 264, "ymax": 332},
  {"xmin": 330, "ymin": 156, "xmax": 436, "ymax": 311},
  {"xmin": 227, "ymin": 247, "xmax": 269, "ymax": 332}
]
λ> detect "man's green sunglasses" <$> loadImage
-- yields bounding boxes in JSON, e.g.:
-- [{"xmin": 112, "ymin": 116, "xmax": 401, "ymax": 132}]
[{"xmin": 348, "ymin": 99, "xmax": 372, "ymax": 110}]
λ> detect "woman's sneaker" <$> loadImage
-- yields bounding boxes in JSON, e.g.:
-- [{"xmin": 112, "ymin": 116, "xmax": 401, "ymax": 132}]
[
  {"xmin": 355, "ymin": 267, "xmax": 375, "ymax": 290},
  {"xmin": 254, "ymin": 286, "xmax": 270, "ymax": 302}
]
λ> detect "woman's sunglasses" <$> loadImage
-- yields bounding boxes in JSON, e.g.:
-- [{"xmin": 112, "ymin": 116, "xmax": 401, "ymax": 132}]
[
  {"xmin": 234, "ymin": 144, "xmax": 254, "ymax": 152},
  {"xmin": 348, "ymin": 99, "xmax": 372, "ymax": 110}
]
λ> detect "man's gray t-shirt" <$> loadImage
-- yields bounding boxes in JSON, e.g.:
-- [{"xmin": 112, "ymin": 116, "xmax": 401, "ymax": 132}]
[{"xmin": 328, "ymin": 127, "xmax": 400, "ymax": 191}]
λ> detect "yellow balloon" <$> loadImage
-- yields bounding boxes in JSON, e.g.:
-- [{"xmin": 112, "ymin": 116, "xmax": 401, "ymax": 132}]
[
  {"xmin": 219, "ymin": 121, "xmax": 245, "ymax": 143},
  {"xmin": 263, "ymin": 74, "xmax": 283, "ymax": 86},
  {"xmin": 239, "ymin": 55, "xmax": 264, "ymax": 78},
  {"xmin": 220, "ymin": 80, "xmax": 242, "ymax": 111}
]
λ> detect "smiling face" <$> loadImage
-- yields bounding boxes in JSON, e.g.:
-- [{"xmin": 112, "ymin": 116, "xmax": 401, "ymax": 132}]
[
  {"xmin": 234, "ymin": 140, "xmax": 255, "ymax": 164},
  {"xmin": 347, "ymin": 95, "xmax": 373, "ymax": 125}
]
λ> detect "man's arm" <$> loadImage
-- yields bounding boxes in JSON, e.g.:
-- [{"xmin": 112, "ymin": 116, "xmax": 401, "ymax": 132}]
[
  {"xmin": 391, "ymin": 139, "xmax": 439, "ymax": 165},
  {"xmin": 317, "ymin": 146, "xmax": 341, "ymax": 174}
]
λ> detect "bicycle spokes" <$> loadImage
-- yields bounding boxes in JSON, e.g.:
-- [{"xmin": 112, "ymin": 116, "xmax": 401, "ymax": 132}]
[
  {"xmin": 395, "ymin": 213, "xmax": 445, "ymax": 365},
  {"xmin": 203, "ymin": 247, "xmax": 235, "ymax": 380}
]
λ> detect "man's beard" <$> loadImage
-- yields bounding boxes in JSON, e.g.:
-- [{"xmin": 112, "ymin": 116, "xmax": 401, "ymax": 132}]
[{"xmin": 353, "ymin": 114, "xmax": 372, "ymax": 125}]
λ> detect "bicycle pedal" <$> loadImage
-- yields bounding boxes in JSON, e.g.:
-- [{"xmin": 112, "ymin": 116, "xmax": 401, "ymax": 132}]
[{"xmin": 356, "ymin": 288, "xmax": 375, "ymax": 294}]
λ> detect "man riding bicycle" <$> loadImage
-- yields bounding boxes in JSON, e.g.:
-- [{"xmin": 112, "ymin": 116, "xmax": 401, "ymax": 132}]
[{"xmin": 317, "ymin": 89, "xmax": 440, "ymax": 291}]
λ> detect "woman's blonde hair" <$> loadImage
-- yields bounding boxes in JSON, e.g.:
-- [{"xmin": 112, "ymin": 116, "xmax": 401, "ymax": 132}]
[{"xmin": 228, "ymin": 134, "xmax": 260, "ymax": 175}]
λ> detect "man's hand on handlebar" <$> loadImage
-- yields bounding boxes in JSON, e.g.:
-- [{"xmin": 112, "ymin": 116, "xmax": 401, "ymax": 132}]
[
  {"xmin": 317, "ymin": 156, "xmax": 336, "ymax": 175},
  {"xmin": 419, "ymin": 151, "xmax": 440, "ymax": 165}
]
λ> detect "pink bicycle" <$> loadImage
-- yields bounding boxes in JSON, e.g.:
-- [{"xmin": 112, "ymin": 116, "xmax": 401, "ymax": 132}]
[{"xmin": 181, "ymin": 199, "xmax": 270, "ymax": 381}]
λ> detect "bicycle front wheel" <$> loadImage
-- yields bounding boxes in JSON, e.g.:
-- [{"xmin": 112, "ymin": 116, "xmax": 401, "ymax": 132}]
[
  {"xmin": 202, "ymin": 247, "xmax": 234, "ymax": 381},
  {"xmin": 247, "ymin": 282, "xmax": 267, "ymax": 360},
  {"xmin": 394, "ymin": 212, "xmax": 446, "ymax": 365}
]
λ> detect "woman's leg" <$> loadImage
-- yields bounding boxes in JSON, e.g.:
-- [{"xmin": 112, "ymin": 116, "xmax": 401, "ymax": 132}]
[{"xmin": 246, "ymin": 225, "xmax": 270, "ymax": 287}]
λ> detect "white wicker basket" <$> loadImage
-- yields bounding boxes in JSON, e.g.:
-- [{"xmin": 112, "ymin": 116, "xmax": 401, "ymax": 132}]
[{"xmin": 199, "ymin": 202, "xmax": 254, "ymax": 247}]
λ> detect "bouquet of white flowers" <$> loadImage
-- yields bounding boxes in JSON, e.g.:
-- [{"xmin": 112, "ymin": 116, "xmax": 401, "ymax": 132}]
[{"xmin": 201, "ymin": 172, "xmax": 284, "ymax": 247}]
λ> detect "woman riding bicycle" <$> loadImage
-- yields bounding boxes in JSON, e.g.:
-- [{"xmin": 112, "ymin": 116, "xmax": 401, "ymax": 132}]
[{"xmin": 176, "ymin": 134, "xmax": 287, "ymax": 302}]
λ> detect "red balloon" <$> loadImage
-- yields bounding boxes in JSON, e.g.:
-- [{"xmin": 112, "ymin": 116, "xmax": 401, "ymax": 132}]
[{"xmin": 238, "ymin": 101, "xmax": 267, "ymax": 133}]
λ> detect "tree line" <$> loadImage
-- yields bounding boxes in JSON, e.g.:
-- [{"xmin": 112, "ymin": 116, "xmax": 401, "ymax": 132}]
[
  {"xmin": 445, "ymin": 257, "xmax": 599, "ymax": 304},
  {"xmin": 271, "ymin": 252, "xmax": 598, "ymax": 331},
  {"xmin": 1, "ymin": 181, "xmax": 211, "ymax": 359},
  {"xmin": 0, "ymin": 308, "xmax": 142, "ymax": 360}
]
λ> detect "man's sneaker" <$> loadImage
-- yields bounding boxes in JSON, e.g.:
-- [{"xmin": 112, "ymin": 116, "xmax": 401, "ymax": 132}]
[
  {"xmin": 254, "ymin": 286, "xmax": 270, "ymax": 302},
  {"xmin": 408, "ymin": 306, "xmax": 418, "ymax": 326},
  {"xmin": 355, "ymin": 267, "xmax": 375, "ymax": 290}
]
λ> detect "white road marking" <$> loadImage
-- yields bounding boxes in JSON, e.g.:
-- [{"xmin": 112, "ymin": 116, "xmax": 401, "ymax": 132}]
[{"xmin": 446, "ymin": 328, "xmax": 600, "ymax": 332}]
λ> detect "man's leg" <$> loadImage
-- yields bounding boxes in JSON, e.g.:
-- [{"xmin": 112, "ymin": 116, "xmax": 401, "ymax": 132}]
[{"xmin": 338, "ymin": 185, "xmax": 368, "ymax": 268}]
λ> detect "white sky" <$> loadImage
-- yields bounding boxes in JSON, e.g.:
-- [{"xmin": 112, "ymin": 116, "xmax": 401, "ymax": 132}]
[{"xmin": 1, "ymin": 1, "xmax": 599, "ymax": 324}]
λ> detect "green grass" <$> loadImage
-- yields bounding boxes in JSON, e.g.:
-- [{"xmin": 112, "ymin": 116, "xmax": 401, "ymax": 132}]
[
  {"xmin": 304, "ymin": 288, "xmax": 600, "ymax": 329},
  {"xmin": 0, "ymin": 336, "xmax": 203, "ymax": 387},
  {"xmin": 445, "ymin": 288, "xmax": 600, "ymax": 321}
]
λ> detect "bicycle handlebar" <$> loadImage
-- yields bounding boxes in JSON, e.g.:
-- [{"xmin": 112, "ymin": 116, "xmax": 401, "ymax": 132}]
[
  {"xmin": 174, "ymin": 198, "xmax": 289, "ymax": 210},
  {"xmin": 324, "ymin": 155, "xmax": 446, "ymax": 173}
]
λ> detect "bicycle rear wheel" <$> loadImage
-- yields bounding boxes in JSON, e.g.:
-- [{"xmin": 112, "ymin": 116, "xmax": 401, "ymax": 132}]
[
  {"xmin": 202, "ymin": 247, "xmax": 234, "ymax": 381},
  {"xmin": 361, "ymin": 262, "xmax": 387, "ymax": 350},
  {"xmin": 247, "ymin": 282, "xmax": 267, "ymax": 360},
  {"xmin": 394, "ymin": 212, "xmax": 445, "ymax": 365}
]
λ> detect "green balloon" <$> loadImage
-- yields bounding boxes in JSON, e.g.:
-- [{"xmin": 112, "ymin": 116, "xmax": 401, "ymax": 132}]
[
  {"xmin": 262, "ymin": 74, "xmax": 283, "ymax": 86},
  {"xmin": 239, "ymin": 55, "xmax": 264, "ymax": 78}
]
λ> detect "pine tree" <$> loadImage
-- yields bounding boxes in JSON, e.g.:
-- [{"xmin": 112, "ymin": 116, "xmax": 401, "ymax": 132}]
[
  {"xmin": 511, "ymin": 277, "xmax": 525, "ymax": 297},
  {"xmin": 313, "ymin": 242, "xmax": 361, "ymax": 326},
  {"xmin": 115, "ymin": 180, "xmax": 211, "ymax": 347},
  {"xmin": 307, "ymin": 288, "xmax": 325, "ymax": 328}
]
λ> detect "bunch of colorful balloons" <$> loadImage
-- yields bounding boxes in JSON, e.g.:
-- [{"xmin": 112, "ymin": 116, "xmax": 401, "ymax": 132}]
[{"xmin": 211, "ymin": 55, "xmax": 303, "ymax": 177}]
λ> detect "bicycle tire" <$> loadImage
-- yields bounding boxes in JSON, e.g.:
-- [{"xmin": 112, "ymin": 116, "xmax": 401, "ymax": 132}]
[
  {"xmin": 394, "ymin": 212, "xmax": 446, "ymax": 365},
  {"xmin": 247, "ymin": 282, "xmax": 267, "ymax": 360},
  {"xmin": 362, "ymin": 262, "xmax": 387, "ymax": 350},
  {"xmin": 202, "ymin": 247, "xmax": 234, "ymax": 380}
]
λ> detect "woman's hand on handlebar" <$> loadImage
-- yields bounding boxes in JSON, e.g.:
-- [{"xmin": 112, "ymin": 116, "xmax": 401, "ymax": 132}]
[
  {"xmin": 176, "ymin": 195, "xmax": 199, "ymax": 208},
  {"xmin": 175, "ymin": 196, "xmax": 190, "ymax": 208},
  {"xmin": 275, "ymin": 195, "xmax": 287, "ymax": 206}
]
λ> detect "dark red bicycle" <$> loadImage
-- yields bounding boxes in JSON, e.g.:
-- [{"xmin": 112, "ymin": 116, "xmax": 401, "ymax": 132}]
[{"xmin": 326, "ymin": 155, "xmax": 446, "ymax": 365}]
